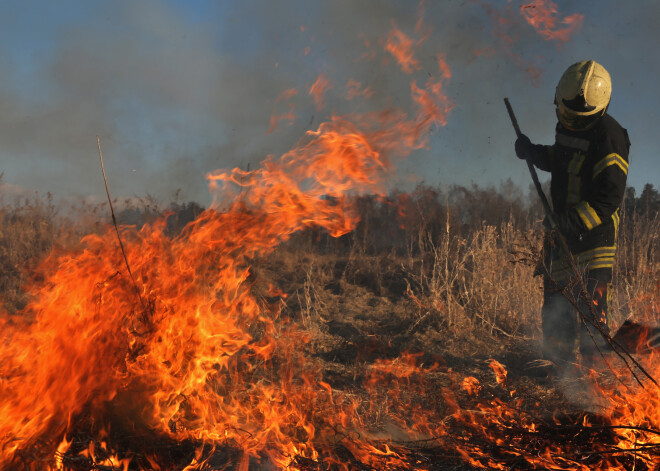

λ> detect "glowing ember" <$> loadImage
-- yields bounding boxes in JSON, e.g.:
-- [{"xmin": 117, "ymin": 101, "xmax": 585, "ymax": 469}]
[
  {"xmin": 462, "ymin": 377, "xmax": 481, "ymax": 396},
  {"xmin": 488, "ymin": 359, "xmax": 508, "ymax": 386}
]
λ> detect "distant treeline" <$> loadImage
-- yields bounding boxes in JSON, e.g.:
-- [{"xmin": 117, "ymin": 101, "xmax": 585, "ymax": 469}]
[
  {"xmin": 623, "ymin": 183, "xmax": 660, "ymax": 217},
  {"xmin": 290, "ymin": 180, "xmax": 660, "ymax": 256},
  {"xmin": 0, "ymin": 179, "xmax": 657, "ymax": 312}
]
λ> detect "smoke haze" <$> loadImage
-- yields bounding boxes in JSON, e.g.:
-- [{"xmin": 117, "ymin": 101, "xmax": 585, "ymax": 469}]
[{"xmin": 0, "ymin": 0, "xmax": 656, "ymax": 204}]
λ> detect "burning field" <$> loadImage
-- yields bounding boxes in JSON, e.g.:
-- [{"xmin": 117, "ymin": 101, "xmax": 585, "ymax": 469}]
[{"xmin": 1, "ymin": 1, "xmax": 660, "ymax": 470}]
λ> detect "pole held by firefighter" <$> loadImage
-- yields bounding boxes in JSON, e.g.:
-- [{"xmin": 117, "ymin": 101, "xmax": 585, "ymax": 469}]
[
  {"xmin": 503, "ymin": 98, "xmax": 557, "ymax": 230},
  {"xmin": 504, "ymin": 97, "xmax": 584, "ymax": 271}
]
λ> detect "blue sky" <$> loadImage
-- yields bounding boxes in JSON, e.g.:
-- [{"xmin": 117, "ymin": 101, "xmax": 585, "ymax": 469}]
[{"xmin": 0, "ymin": 0, "xmax": 657, "ymax": 205}]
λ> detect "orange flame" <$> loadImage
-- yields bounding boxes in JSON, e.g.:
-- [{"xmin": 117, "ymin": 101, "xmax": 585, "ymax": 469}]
[
  {"xmin": 266, "ymin": 108, "xmax": 296, "ymax": 134},
  {"xmin": 488, "ymin": 359, "xmax": 508, "ymax": 386},
  {"xmin": 476, "ymin": 0, "xmax": 543, "ymax": 83},
  {"xmin": 385, "ymin": 23, "xmax": 421, "ymax": 74},
  {"xmin": 345, "ymin": 79, "xmax": 374, "ymax": 101},
  {"xmin": 6, "ymin": 4, "xmax": 657, "ymax": 469},
  {"xmin": 521, "ymin": 0, "xmax": 584, "ymax": 43},
  {"xmin": 0, "ymin": 43, "xmax": 453, "ymax": 470},
  {"xmin": 309, "ymin": 73, "xmax": 333, "ymax": 111},
  {"xmin": 461, "ymin": 376, "xmax": 481, "ymax": 396},
  {"xmin": 267, "ymin": 88, "xmax": 299, "ymax": 134}
]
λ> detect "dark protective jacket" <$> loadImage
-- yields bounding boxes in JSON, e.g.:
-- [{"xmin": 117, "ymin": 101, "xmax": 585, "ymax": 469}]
[{"xmin": 528, "ymin": 113, "xmax": 631, "ymax": 281}]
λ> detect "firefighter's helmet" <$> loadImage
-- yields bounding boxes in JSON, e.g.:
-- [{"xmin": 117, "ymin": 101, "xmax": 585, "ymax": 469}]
[{"xmin": 555, "ymin": 60, "xmax": 611, "ymax": 131}]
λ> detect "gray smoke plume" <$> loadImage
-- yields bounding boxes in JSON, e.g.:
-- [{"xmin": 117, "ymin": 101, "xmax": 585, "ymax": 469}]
[{"xmin": 1, "ymin": 0, "xmax": 649, "ymax": 205}]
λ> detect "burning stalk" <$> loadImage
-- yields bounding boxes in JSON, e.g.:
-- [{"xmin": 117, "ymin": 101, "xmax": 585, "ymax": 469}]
[{"xmin": 96, "ymin": 135, "xmax": 146, "ymax": 312}]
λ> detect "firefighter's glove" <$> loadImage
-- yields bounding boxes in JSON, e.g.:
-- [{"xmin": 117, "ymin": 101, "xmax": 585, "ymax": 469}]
[
  {"xmin": 515, "ymin": 134, "xmax": 533, "ymax": 160},
  {"xmin": 552, "ymin": 210, "xmax": 584, "ymax": 240}
]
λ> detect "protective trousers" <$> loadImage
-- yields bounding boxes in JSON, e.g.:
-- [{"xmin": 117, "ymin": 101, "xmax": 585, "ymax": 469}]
[{"xmin": 541, "ymin": 271, "xmax": 611, "ymax": 367}]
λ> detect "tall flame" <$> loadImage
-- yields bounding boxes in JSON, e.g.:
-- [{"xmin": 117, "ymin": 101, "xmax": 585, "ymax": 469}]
[
  {"xmin": 4, "ymin": 4, "xmax": 657, "ymax": 470},
  {"xmin": 0, "ymin": 39, "xmax": 452, "ymax": 469}
]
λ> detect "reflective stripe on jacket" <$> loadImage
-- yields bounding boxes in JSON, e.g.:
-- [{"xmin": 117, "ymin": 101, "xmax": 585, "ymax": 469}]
[{"xmin": 529, "ymin": 113, "xmax": 630, "ymax": 281}]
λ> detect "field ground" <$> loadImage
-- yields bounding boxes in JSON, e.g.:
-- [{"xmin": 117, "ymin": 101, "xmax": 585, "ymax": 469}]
[{"xmin": 1, "ymin": 184, "xmax": 659, "ymax": 469}]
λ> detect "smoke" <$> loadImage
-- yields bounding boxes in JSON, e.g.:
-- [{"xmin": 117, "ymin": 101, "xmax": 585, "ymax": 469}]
[
  {"xmin": 0, "ymin": 1, "xmax": 302, "ymax": 203},
  {"xmin": 0, "ymin": 0, "xmax": 599, "ymax": 205}
]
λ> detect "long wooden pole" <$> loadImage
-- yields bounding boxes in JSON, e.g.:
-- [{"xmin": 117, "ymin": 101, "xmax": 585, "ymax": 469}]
[{"xmin": 503, "ymin": 98, "xmax": 557, "ymax": 229}]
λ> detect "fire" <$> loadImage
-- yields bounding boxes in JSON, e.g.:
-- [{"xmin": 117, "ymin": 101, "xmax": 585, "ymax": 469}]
[
  {"xmin": 267, "ymin": 109, "xmax": 296, "ymax": 134},
  {"xmin": 345, "ymin": 79, "xmax": 374, "ymax": 101},
  {"xmin": 3, "ymin": 3, "xmax": 658, "ymax": 470},
  {"xmin": 385, "ymin": 23, "xmax": 421, "ymax": 74},
  {"xmin": 462, "ymin": 376, "xmax": 481, "ymax": 396},
  {"xmin": 488, "ymin": 359, "xmax": 508, "ymax": 386},
  {"xmin": 309, "ymin": 73, "xmax": 333, "ymax": 111},
  {"xmin": 520, "ymin": 0, "xmax": 584, "ymax": 43},
  {"xmin": 267, "ymin": 88, "xmax": 299, "ymax": 134},
  {"xmin": 476, "ymin": 0, "xmax": 543, "ymax": 83},
  {"xmin": 0, "ymin": 23, "xmax": 453, "ymax": 469}
]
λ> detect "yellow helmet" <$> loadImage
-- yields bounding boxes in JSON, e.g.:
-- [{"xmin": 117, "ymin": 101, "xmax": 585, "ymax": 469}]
[{"xmin": 555, "ymin": 60, "xmax": 611, "ymax": 131}]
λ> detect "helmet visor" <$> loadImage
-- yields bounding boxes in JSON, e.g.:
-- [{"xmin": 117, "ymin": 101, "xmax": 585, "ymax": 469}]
[{"xmin": 556, "ymin": 105, "xmax": 604, "ymax": 132}]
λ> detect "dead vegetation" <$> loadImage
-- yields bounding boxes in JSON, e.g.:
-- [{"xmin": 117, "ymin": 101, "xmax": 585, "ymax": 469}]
[{"xmin": 1, "ymin": 181, "xmax": 659, "ymax": 469}]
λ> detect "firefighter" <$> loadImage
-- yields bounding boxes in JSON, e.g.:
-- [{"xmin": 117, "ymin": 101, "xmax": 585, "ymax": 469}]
[{"xmin": 515, "ymin": 60, "xmax": 630, "ymax": 370}]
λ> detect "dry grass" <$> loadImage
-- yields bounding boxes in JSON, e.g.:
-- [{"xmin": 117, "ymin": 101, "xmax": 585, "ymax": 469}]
[
  {"xmin": 257, "ymin": 186, "xmax": 660, "ymax": 369},
  {"xmin": 614, "ymin": 206, "xmax": 660, "ymax": 327},
  {"xmin": 2, "ymin": 183, "xmax": 656, "ymax": 343},
  {"xmin": 1, "ymin": 182, "xmax": 658, "ymax": 470},
  {"xmin": 0, "ymin": 194, "xmax": 60, "ymax": 311}
]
